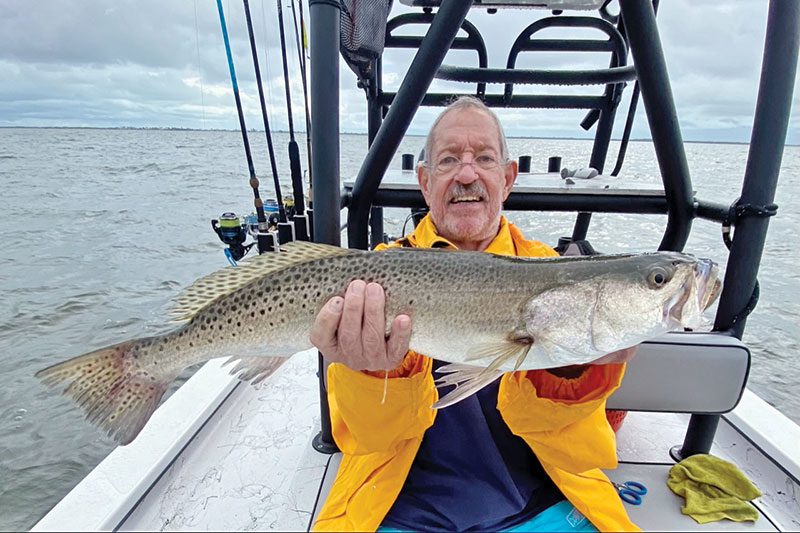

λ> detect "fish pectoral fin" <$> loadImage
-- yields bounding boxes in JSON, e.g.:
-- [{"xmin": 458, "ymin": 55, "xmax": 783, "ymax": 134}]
[
  {"xmin": 464, "ymin": 336, "xmax": 534, "ymax": 373},
  {"xmin": 223, "ymin": 356, "xmax": 288, "ymax": 385},
  {"xmin": 432, "ymin": 363, "xmax": 504, "ymax": 409}
]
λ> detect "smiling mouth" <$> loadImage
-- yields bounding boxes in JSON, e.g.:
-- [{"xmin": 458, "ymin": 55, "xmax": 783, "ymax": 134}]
[{"xmin": 450, "ymin": 195, "xmax": 483, "ymax": 204}]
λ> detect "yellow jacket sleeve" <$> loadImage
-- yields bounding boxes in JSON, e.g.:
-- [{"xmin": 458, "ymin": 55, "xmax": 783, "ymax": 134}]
[
  {"xmin": 497, "ymin": 364, "xmax": 626, "ymax": 473},
  {"xmin": 327, "ymin": 352, "xmax": 437, "ymax": 456}
]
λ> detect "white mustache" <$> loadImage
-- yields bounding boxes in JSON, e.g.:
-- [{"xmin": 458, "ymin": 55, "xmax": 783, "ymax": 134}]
[{"xmin": 447, "ymin": 183, "xmax": 488, "ymax": 202}]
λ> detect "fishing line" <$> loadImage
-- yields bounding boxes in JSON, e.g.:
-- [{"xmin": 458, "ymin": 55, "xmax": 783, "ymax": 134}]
[
  {"xmin": 260, "ymin": 0, "xmax": 277, "ymax": 137},
  {"xmin": 276, "ymin": 0, "xmax": 307, "ymax": 223},
  {"xmin": 291, "ymin": 0, "xmax": 313, "ymax": 192},
  {"xmin": 242, "ymin": 0, "xmax": 288, "ymax": 225},
  {"xmin": 215, "ymin": 0, "xmax": 273, "ymax": 253},
  {"xmin": 193, "ymin": 0, "xmax": 207, "ymax": 129}
]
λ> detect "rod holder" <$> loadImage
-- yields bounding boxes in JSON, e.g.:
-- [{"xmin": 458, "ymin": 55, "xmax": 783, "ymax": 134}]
[{"xmin": 518, "ymin": 155, "xmax": 532, "ymax": 173}]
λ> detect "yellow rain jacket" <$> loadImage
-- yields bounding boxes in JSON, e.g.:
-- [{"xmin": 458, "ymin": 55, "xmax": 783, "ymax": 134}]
[{"xmin": 314, "ymin": 215, "xmax": 639, "ymax": 532}]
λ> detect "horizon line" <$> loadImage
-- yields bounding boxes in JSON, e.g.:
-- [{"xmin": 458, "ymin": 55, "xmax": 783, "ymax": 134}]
[{"xmin": 1, "ymin": 125, "xmax": 787, "ymax": 146}]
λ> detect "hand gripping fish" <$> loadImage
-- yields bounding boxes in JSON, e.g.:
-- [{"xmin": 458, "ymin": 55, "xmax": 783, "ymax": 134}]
[{"xmin": 36, "ymin": 242, "xmax": 721, "ymax": 445}]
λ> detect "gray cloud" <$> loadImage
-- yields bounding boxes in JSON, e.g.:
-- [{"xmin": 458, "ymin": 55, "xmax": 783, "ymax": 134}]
[{"xmin": 0, "ymin": 0, "xmax": 796, "ymax": 143}]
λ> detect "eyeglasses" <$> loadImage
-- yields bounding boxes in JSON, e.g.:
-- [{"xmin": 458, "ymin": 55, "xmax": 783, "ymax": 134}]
[{"xmin": 425, "ymin": 154, "xmax": 507, "ymax": 176}]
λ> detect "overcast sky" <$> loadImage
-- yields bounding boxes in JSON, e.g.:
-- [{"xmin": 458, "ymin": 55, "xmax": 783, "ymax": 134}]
[{"xmin": 0, "ymin": 1, "xmax": 797, "ymax": 143}]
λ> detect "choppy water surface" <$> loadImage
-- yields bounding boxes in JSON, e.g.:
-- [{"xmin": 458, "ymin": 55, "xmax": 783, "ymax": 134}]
[{"xmin": 1, "ymin": 128, "xmax": 798, "ymax": 530}]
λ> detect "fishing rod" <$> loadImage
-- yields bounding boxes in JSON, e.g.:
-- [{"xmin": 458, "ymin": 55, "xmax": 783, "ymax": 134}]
[
  {"xmin": 242, "ymin": 0, "xmax": 290, "ymax": 234},
  {"xmin": 276, "ymin": 0, "xmax": 310, "ymax": 241},
  {"xmin": 291, "ymin": 0, "xmax": 313, "ymax": 199},
  {"xmin": 214, "ymin": 0, "xmax": 278, "ymax": 255}
]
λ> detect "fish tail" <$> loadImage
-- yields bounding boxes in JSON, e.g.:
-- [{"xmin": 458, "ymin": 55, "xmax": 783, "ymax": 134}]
[{"xmin": 36, "ymin": 340, "xmax": 173, "ymax": 445}]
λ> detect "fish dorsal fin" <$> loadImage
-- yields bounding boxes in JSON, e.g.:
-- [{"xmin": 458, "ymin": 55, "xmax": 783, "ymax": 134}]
[{"xmin": 169, "ymin": 241, "xmax": 356, "ymax": 321}]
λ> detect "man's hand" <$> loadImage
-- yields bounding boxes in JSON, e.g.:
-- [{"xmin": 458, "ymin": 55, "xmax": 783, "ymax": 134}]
[{"xmin": 310, "ymin": 280, "xmax": 412, "ymax": 371}]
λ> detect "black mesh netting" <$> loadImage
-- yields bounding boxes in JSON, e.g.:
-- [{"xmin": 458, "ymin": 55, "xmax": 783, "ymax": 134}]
[{"xmin": 340, "ymin": 0, "xmax": 393, "ymax": 80}]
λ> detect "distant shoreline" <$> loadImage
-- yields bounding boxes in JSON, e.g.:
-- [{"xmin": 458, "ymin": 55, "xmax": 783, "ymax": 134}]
[{"xmin": 2, "ymin": 125, "xmax": 788, "ymax": 146}]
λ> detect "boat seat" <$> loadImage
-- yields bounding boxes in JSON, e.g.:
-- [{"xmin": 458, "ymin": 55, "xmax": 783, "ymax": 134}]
[{"xmin": 607, "ymin": 331, "xmax": 749, "ymax": 414}]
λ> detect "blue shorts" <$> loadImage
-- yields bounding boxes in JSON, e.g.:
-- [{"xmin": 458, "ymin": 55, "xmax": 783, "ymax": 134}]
[
  {"xmin": 503, "ymin": 500, "xmax": 599, "ymax": 532},
  {"xmin": 378, "ymin": 500, "xmax": 599, "ymax": 532}
]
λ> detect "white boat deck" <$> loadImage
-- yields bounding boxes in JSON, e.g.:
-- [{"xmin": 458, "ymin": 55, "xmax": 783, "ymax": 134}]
[{"xmin": 33, "ymin": 349, "xmax": 800, "ymax": 532}]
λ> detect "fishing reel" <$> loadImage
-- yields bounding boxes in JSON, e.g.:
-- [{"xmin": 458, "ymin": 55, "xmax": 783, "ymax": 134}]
[
  {"xmin": 211, "ymin": 212, "xmax": 254, "ymax": 263},
  {"xmin": 212, "ymin": 201, "xmax": 285, "ymax": 264}
]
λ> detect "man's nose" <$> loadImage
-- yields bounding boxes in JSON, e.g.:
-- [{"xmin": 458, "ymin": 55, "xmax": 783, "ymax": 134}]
[{"xmin": 453, "ymin": 158, "xmax": 479, "ymax": 184}]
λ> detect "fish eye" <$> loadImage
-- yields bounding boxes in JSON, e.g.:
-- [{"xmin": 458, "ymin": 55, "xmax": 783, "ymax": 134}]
[{"xmin": 647, "ymin": 267, "xmax": 670, "ymax": 288}]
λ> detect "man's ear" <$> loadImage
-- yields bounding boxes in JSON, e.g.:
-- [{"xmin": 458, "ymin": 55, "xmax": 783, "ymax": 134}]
[
  {"xmin": 418, "ymin": 163, "xmax": 432, "ymax": 204},
  {"xmin": 502, "ymin": 159, "xmax": 518, "ymax": 200}
]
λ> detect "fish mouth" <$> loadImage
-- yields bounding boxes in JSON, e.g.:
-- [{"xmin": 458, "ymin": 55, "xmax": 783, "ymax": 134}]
[
  {"xmin": 665, "ymin": 258, "xmax": 721, "ymax": 326},
  {"xmin": 664, "ymin": 259, "xmax": 722, "ymax": 328},
  {"xmin": 695, "ymin": 259, "xmax": 722, "ymax": 310}
]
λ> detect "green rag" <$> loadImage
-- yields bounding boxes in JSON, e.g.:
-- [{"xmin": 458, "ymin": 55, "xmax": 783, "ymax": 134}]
[{"xmin": 667, "ymin": 453, "xmax": 762, "ymax": 524}]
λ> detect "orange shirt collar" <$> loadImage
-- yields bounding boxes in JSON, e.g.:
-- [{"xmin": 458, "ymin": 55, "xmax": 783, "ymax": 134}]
[{"xmin": 406, "ymin": 214, "xmax": 517, "ymax": 256}]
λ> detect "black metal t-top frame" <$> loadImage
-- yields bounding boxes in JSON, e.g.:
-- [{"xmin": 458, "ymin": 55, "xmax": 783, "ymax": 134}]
[{"xmin": 308, "ymin": 0, "xmax": 800, "ymax": 457}]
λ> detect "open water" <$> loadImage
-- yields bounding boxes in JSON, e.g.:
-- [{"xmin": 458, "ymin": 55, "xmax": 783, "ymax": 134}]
[{"xmin": 0, "ymin": 127, "xmax": 798, "ymax": 530}]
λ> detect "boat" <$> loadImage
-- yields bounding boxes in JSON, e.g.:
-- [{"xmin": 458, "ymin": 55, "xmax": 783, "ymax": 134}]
[{"xmin": 32, "ymin": 0, "xmax": 800, "ymax": 530}]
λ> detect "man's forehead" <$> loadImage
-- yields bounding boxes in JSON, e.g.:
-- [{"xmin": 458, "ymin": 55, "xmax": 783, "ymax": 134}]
[
  {"xmin": 431, "ymin": 109, "xmax": 502, "ymax": 153},
  {"xmin": 436, "ymin": 135, "xmax": 496, "ymax": 152}
]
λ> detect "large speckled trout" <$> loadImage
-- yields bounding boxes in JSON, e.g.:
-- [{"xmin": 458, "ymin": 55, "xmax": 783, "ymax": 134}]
[{"xmin": 37, "ymin": 242, "xmax": 720, "ymax": 445}]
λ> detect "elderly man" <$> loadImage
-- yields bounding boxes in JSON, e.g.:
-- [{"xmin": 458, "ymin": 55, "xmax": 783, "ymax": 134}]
[{"xmin": 310, "ymin": 96, "xmax": 638, "ymax": 532}]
